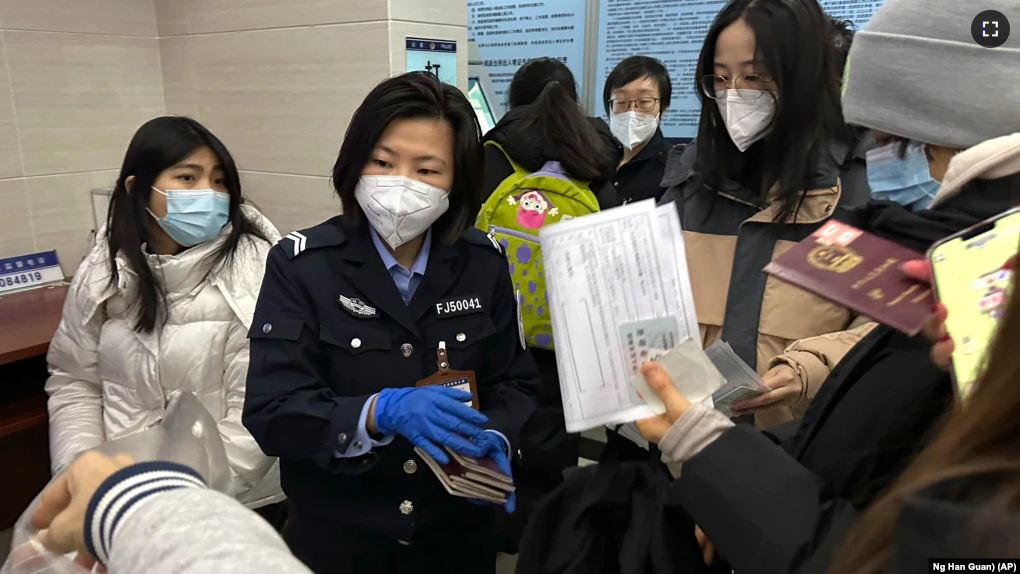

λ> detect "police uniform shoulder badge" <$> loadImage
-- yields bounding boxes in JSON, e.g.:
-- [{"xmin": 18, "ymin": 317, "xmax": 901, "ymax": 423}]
[
  {"xmin": 279, "ymin": 221, "xmax": 346, "ymax": 259},
  {"xmin": 282, "ymin": 231, "xmax": 308, "ymax": 258}
]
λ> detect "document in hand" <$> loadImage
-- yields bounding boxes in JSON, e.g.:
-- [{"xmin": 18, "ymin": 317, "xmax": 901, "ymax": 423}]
[
  {"xmin": 629, "ymin": 337, "xmax": 727, "ymax": 412},
  {"xmin": 706, "ymin": 340, "xmax": 769, "ymax": 418},
  {"xmin": 414, "ymin": 446, "xmax": 515, "ymax": 504},
  {"xmin": 539, "ymin": 200, "xmax": 701, "ymax": 432}
]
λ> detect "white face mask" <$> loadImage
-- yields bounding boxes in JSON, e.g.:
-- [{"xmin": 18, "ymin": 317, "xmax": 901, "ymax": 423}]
[
  {"xmin": 715, "ymin": 89, "xmax": 776, "ymax": 152},
  {"xmin": 610, "ymin": 111, "xmax": 659, "ymax": 150},
  {"xmin": 354, "ymin": 175, "xmax": 450, "ymax": 249}
]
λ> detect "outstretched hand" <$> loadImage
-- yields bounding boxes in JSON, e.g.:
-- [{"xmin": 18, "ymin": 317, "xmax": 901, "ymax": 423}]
[
  {"xmin": 29, "ymin": 451, "xmax": 134, "ymax": 566},
  {"xmin": 901, "ymin": 259, "xmax": 955, "ymax": 371},
  {"xmin": 634, "ymin": 362, "xmax": 692, "ymax": 445},
  {"xmin": 732, "ymin": 364, "xmax": 801, "ymax": 416}
]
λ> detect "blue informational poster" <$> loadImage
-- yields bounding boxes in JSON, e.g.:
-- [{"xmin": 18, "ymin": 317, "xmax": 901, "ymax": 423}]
[
  {"xmin": 468, "ymin": 0, "xmax": 587, "ymax": 108},
  {"xmin": 406, "ymin": 37, "xmax": 458, "ymax": 86},
  {"xmin": 594, "ymin": 0, "xmax": 886, "ymax": 139}
]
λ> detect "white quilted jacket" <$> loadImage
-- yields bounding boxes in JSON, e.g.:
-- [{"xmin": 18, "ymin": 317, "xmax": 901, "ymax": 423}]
[{"xmin": 45, "ymin": 205, "xmax": 284, "ymax": 508}]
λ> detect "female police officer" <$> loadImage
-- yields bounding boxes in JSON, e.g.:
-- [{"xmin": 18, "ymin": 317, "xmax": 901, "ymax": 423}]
[{"xmin": 242, "ymin": 72, "xmax": 538, "ymax": 574}]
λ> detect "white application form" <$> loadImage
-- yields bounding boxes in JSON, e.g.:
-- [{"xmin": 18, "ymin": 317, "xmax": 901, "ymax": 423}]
[{"xmin": 539, "ymin": 200, "xmax": 699, "ymax": 432}]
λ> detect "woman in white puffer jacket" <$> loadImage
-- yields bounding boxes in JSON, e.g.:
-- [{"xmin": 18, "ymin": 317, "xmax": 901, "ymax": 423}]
[{"xmin": 45, "ymin": 116, "xmax": 284, "ymax": 510}]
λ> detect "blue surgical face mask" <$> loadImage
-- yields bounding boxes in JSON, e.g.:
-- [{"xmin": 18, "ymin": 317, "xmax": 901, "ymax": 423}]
[
  {"xmin": 865, "ymin": 142, "xmax": 940, "ymax": 211},
  {"xmin": 148, "ymin": 187, "xmax": 230, "ymax": 247}
]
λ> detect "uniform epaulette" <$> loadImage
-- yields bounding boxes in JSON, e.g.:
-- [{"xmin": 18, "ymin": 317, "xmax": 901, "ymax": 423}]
[
  {"xmin": 462, "ymin": 227, "xmax": 504, "ymax": 255},
  {"xmin": 278, "ymin": 220, "xmax": 347, "ymax": 260}
]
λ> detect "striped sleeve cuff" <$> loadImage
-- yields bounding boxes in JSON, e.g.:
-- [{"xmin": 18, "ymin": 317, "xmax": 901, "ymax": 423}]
[{"xmin": 84, "ymin": 461, "xmax": 206, "ymax": 564}]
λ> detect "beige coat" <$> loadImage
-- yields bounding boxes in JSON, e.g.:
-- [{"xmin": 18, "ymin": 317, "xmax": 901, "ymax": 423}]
[{"xmin": 660, "ymin": 139, "xmax": 876, "ymax": 426}]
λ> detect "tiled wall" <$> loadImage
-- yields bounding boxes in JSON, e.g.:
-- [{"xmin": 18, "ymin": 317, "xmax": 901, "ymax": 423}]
[
  {"xmin": 157, "ymin": 0, "xmax": 468, "ymax": 237},
  {"xmin": 0, "ymin": 0, "xmax": 468, "ymax": 274},
  {"xmin": 0, "ymin": 0, "xmax": 164, "ymax": 273}
]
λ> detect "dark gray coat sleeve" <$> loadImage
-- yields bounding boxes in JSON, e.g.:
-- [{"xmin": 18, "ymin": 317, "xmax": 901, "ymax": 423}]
[{"xmin": 678, "ymin": 426, "xmax": 862, "ymax": 574}]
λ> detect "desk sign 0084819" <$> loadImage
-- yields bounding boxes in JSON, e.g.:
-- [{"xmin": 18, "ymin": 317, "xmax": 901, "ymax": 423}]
[{"xmin": 0, "ymin": 251, "xmax": 64, "ymax": 295}]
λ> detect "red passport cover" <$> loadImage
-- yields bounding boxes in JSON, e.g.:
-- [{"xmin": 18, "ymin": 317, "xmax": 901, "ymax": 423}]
[{"xmin": 763, "ymin": 220, "xmax": 934, "ymax": 335}]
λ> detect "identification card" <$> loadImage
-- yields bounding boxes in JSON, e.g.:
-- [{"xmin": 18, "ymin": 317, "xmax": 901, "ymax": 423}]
[
  {"xmin": 415, "ymin": 342, "xmax": 480, "ymax": 409},
  {"xmin": 619, "ymin": 316, "xmax": 681, "ymax": 376}
]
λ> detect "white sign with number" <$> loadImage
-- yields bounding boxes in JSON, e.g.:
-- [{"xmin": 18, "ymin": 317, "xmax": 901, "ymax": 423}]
[{"xmin": 0, "ymin": 250, "xmax": 64, "ymax": 295}]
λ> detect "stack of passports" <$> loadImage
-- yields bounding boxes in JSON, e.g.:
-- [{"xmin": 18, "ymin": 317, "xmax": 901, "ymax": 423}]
[{"xmin": 414, "ymin": 446, "xmax": 515, "ymax": 504}]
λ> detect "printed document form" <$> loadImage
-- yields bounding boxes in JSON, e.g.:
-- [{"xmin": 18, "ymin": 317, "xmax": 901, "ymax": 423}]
[{"xmin": 539, "ymin": 200, "xmax": 699, "ymax": 432}]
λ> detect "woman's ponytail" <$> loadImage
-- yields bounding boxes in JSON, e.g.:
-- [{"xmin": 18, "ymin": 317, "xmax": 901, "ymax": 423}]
[{"xmin": 508, "ymin": 58, "xmax": 616, "ymax": 181}]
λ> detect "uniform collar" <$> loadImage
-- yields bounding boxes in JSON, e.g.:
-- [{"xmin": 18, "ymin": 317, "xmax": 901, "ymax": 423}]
[
  {"xmin": 338, "ymin": 220, "xmax": 463, "ymax": 339},
  {"xmin": 369, "ymin": 225, "xmax": 431, "ymax": 277}
]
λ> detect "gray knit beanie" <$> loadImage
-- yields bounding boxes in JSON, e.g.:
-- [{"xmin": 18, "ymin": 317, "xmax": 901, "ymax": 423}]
[{"xmin": 842, "ymin": 0, "xmax": 1020, "ymax": 149}]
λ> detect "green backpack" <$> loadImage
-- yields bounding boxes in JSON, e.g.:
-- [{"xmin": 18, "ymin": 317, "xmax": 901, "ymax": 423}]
[{"xmin": 475, "ymin": 141, "xmax": 601, "ymax": 350}]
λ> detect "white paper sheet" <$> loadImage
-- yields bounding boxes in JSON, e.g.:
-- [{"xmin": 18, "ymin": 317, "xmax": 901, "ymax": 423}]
[{"xmin": 540, "ymin": 200, "xmax": 699, "ymax": 432}]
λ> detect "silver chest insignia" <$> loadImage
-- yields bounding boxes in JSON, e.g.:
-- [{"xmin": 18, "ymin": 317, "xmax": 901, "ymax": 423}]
[{"xmin": 339, "ymin": 295, "xmax": 378, "ymax": 318}]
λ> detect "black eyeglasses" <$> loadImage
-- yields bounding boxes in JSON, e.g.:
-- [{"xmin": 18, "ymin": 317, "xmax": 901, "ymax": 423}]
[
  {"xmin": 700, "ymin": 74, "xmax": 775, "ymax": 100},
  {"xmin": 608, "ymin": 97, "xmax": 660, "ymax": 114}
]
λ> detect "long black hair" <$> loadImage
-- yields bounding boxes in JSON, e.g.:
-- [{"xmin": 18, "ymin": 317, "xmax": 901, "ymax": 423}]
[
  {"xmin": 507, "ymin": 57, "xmax": 615, "ymax": 181},
  {"xmin": 332, "ymin": 72, "xmax": 482, "ymax": 244},
  {"xmin": 693, "ymin": 0, "xmax": 853, "ymax": 222},
  {"xmin": 106, "ymin": 116, "xmax": 270, "ymax": 333}
]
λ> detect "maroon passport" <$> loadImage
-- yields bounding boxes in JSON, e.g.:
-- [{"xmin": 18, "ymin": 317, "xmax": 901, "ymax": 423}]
[{"xmin": 763, "ymin": 220, "xmax": 934, "ymax": 335}]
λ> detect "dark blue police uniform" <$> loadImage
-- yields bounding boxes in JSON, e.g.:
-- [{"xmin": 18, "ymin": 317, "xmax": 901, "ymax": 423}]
[{"xmin": 242, "ymin": 216, "xmax": 539, "ymax": 574}]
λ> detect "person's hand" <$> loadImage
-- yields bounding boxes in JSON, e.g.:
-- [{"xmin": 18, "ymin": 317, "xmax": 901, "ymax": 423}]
[
  {"xmin": 695, "ymin": 525, "xmax": 715, "ymax": 565},
  {"xmin": 902, "ymin": 254, "xmax": 1014, "ymax": 371},
  {"xmin": 900, "ymin": 259, "xmax": 954, "ymax": 370},
  {"xmin": 30, "ymin": 451, "xmax": 134, "ymax": 561},
  {"xmin": 373, "ymin": 386, "xmax": 488, "ymax": 464},
  {"xmin": 634, "ymin": 362, "xmax": 692, "ymax": 445},
  {"xmin": 732, "ymin": 364, "xmax": 801, "ymax": 416},
  {"xmin": 470, "ymin": 431, "xmax": 516, "ymax": 514}
]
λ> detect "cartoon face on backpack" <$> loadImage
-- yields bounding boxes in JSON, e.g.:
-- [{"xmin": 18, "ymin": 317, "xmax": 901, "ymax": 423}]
[{"xmin": 508, "ymin": 189, "xmax": 559, "ymax": 229}]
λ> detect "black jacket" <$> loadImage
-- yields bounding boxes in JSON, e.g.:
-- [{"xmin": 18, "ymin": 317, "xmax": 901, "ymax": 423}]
[
  {"xmin": 612, "ymin": 128, "xmax": 671, "ymax": 205},
  {"xmin": 674, "ymin": 180, "xmax": 1020, "ymax": 574},
  {"xmin": 482, "ymin": 104, "xmax": 622, "ymax": 210},
  {"xmin": 884, "ymin": 477, "xmax": 1020, "ymax": 573},
  {"xmin": 515, "ymin": 463, "xmax": 718, "ymax": 574},
  {"xmin": 243, "ymin": 217, "xmax": 538, "ymax": 550}
]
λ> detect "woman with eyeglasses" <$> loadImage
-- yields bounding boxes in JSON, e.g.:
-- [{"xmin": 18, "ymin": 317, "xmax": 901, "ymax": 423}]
[
  {"xmin": 648, "ymin": 0, "xmax": 873, "ymax": 429},
  {"xmin": 603, "ymin": 55, "xmax": 674, "ymax": 205}
]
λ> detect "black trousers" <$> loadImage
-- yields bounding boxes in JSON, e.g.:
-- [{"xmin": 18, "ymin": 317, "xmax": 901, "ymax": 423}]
[
  {"xmin": 494, "ymin": 348, "xmax": 580, "ymax": 554},
  {"xmin": 287, "ymin": 514, "xmax": 496, "ymax": 574}
]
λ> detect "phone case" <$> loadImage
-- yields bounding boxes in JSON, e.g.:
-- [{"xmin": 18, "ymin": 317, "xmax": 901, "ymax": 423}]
[{"xmin": 927, "ymin": 207, "xmax": 1020, "ymax": 396}]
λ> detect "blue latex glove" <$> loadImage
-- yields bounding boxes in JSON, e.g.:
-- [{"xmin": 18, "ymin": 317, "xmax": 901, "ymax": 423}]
[
  {"xmin": 374, "ymin": 387, "xmax": 488, "ymax": 464},
  {"xmin": 471, "ymin": 431, "xmax": 516, "ymax": 514}
]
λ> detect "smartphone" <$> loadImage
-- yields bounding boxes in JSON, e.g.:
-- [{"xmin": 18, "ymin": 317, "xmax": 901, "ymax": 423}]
[{"xmin": 928, "ymin": 207, "xmax": 1020, "ymax": 397}]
